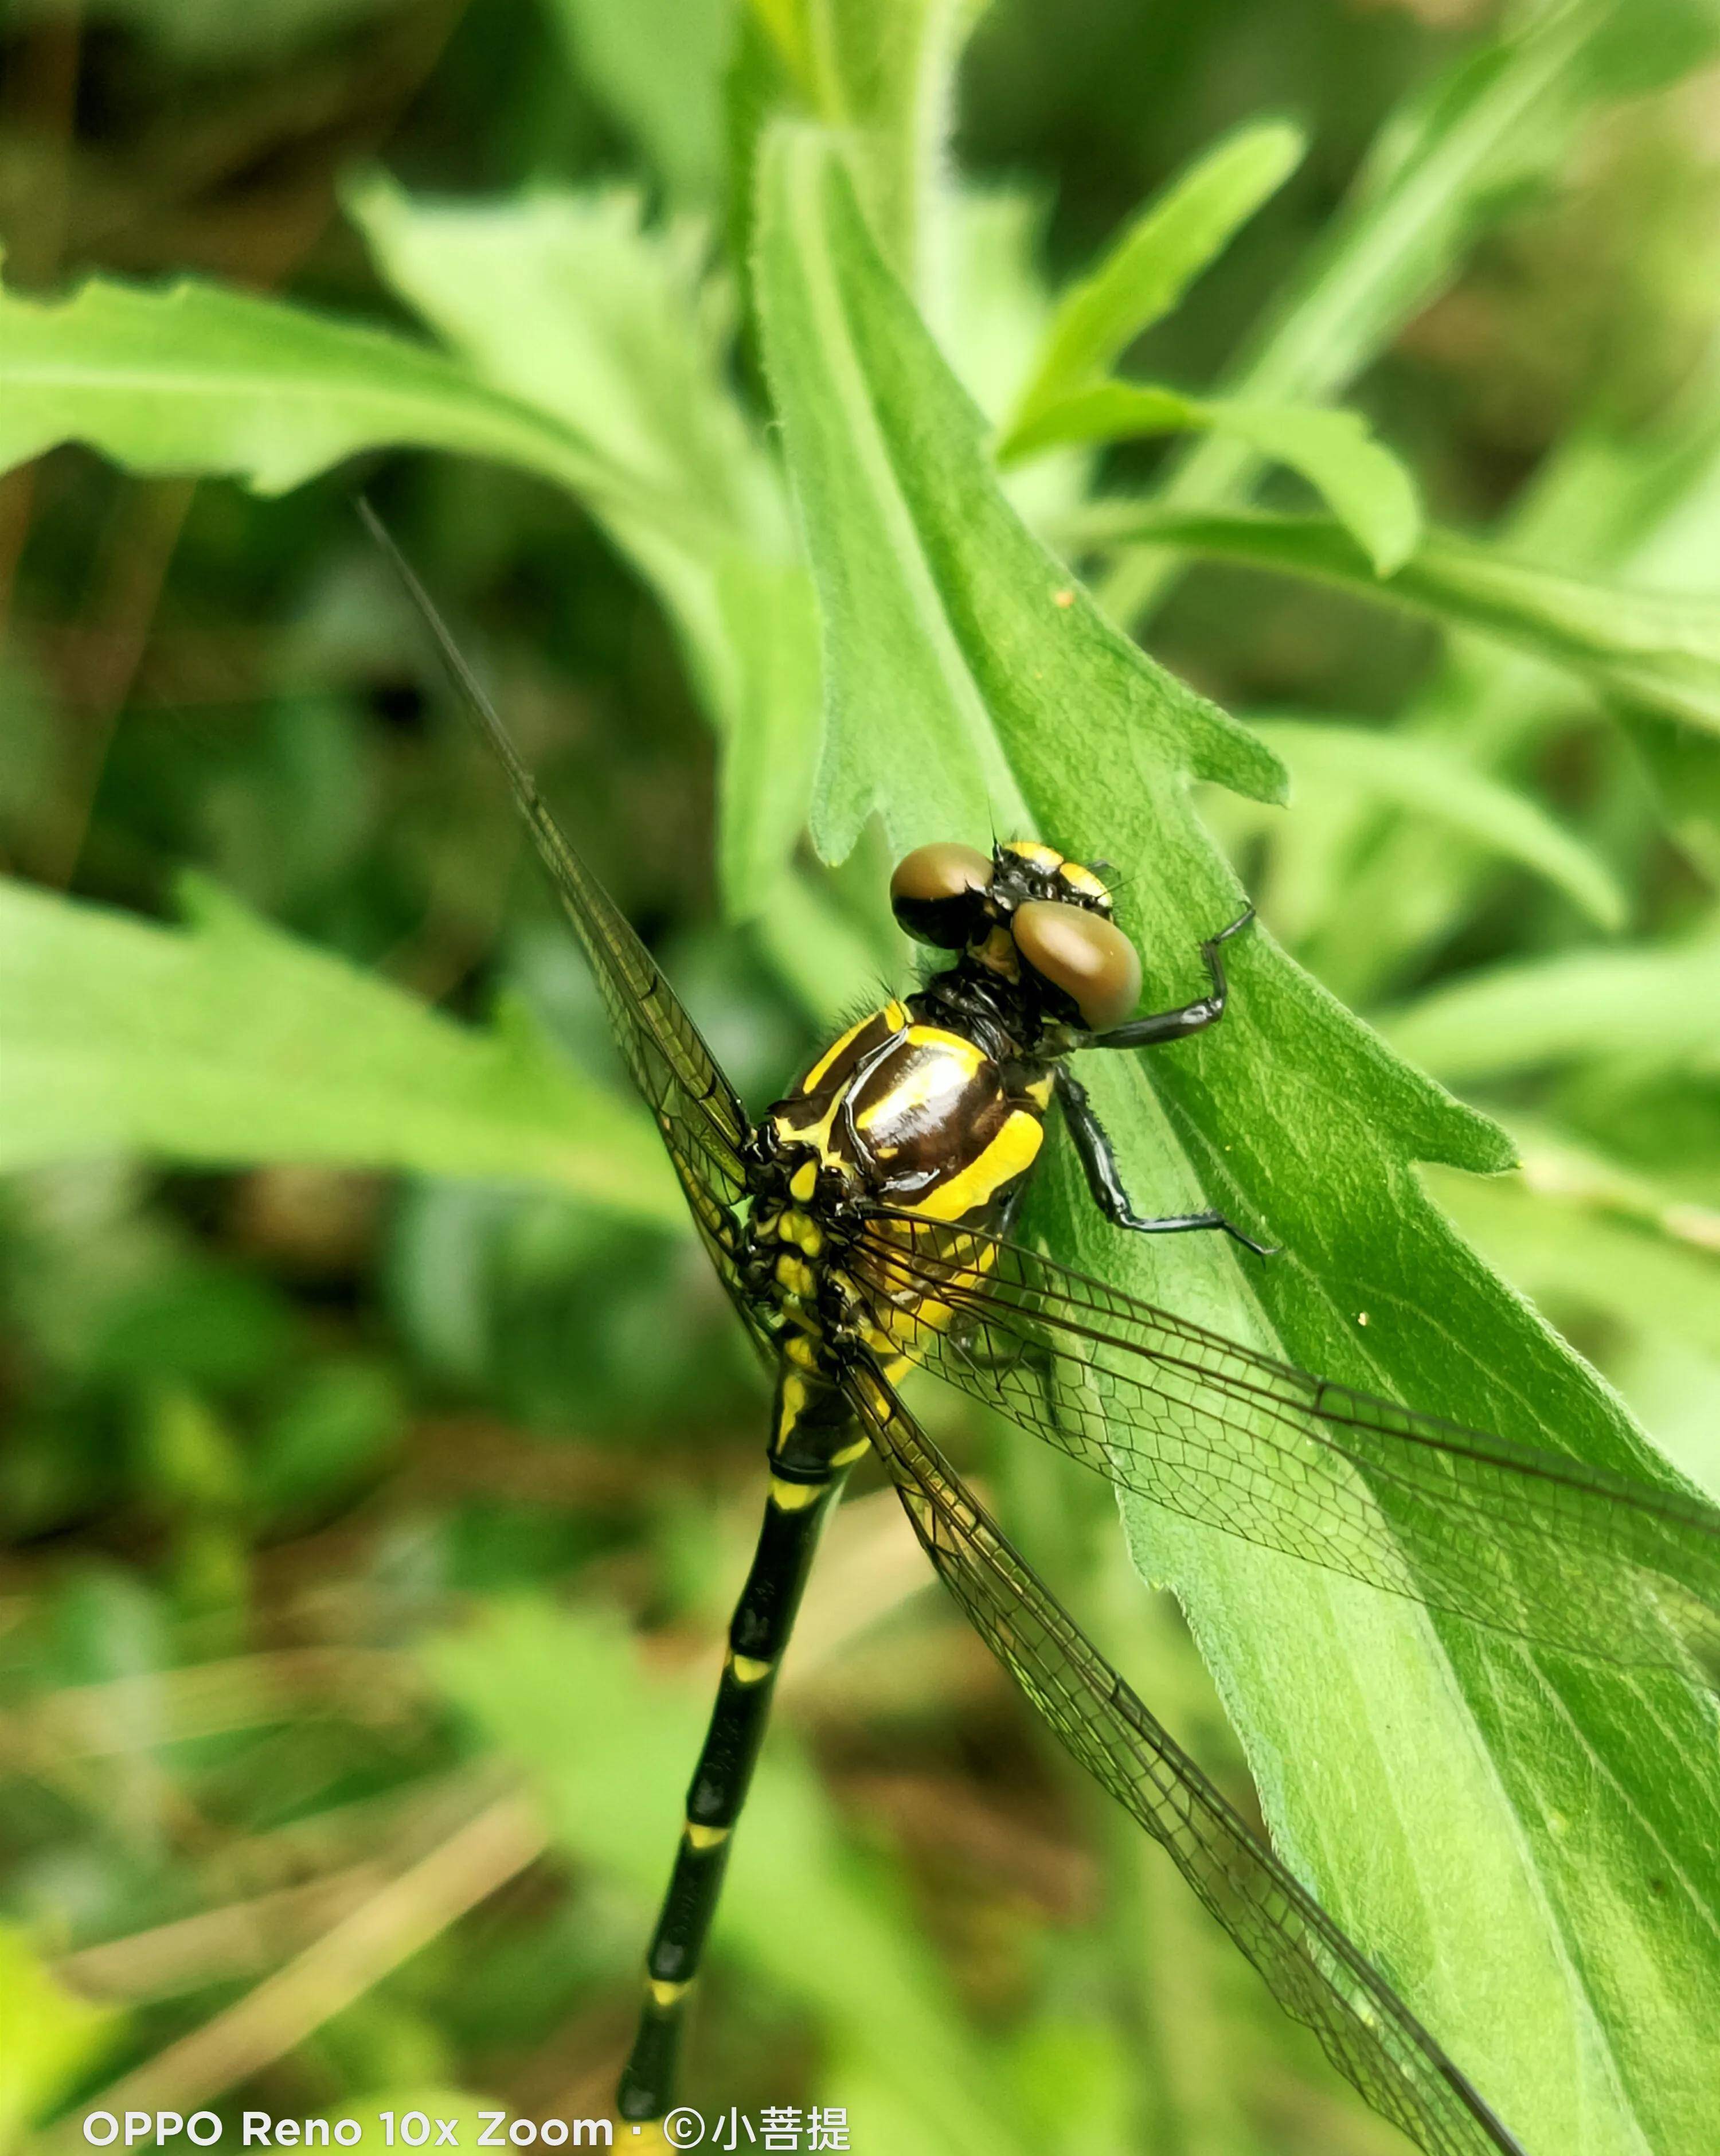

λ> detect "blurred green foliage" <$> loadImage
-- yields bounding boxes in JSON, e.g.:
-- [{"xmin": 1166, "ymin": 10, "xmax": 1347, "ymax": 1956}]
[{"xmin": 2, "ymin": 2, "xmax": 1720, "ymax": 2153}]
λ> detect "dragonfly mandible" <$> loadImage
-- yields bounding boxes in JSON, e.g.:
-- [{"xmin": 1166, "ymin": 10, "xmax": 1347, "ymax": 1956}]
[{"xmin": 362, "ymin": 501, "xmax": 1720, "ymax": 2156}]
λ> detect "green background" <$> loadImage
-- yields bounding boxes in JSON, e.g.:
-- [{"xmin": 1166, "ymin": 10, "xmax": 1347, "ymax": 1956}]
[{"xmin": 3, "ymin": 2, "xmax": 1719, "ymax": 2152}]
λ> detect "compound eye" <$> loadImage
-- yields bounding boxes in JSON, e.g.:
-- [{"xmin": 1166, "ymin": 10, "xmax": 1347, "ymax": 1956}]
[
  {"xmin": 1013, "ymin": 900, "xmax": 1141, "ymax": 1030},
  {"xmin": 890, "ymin": 841, "xmax": 992, "ymax": 948}
]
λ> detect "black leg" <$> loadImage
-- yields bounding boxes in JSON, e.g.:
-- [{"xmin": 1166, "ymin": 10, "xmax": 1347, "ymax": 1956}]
[
  {"xmin": 1087, "ymin": 905, "xmax": 1254, "ymax": 1050},
  {"xmin": 1055, "ymin": 1067, "xmax": 1276, "ymax": 1257}
]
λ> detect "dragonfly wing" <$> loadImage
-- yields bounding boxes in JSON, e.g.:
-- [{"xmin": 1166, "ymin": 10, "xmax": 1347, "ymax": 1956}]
[
  {"xmin": 851, "ymin": 1214, "xmax": 1720, "ymax": 1679},
  {"xmin": 363, "ymin": 503, "xmax": 762, "ymax": 1340},
  {"xmin": 844, "ymin": 1361, "xmax": 1525, "ymax": 2156}
]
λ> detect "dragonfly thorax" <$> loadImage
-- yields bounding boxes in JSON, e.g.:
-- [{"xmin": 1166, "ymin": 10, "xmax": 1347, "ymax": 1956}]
[
  {"xmin": 742, "ymin": 990, "xmax": 1056, "ymax": 1401},
  {"xmin": 760, "ymin": 999, "xmax": 1050, "ymax": 1224}
]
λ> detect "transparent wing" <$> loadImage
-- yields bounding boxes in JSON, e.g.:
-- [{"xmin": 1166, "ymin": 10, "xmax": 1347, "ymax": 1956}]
[
  {"xmin": 851, "ymin": 1212, "xmax": 1720, "ymax": 1679},
  {"xmin": 362, "ymin": 502, "xmax": 763, "ymax": 1346},
  {"xmin": 845, "ymin": 1363, "xmax": 1526, "ymax": 2156}
]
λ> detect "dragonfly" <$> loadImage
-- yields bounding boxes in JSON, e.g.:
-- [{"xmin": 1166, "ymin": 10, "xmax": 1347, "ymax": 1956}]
[{"xmin": 362, "ymin": 502, "xmax": 1720, "ymax": 2156}]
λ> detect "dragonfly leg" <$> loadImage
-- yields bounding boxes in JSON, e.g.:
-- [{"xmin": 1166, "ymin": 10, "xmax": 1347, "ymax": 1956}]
[
  {"xmin": 617, "ymin": 1382, "xmax": 854, "ymax": 2123},
  {"xmin": 1085, "ymin": 905, "xmax": 1254, "ymax": 1050},
  {"xmin": 1054, "ymin": 1067, "xmax": 1276, "ymax": 1257}
]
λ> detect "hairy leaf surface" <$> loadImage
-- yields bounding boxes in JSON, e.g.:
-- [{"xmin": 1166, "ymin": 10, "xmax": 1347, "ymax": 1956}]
[{"xmin": 755, "ymin": 123, "xmax": 1720, "ymax": 2151}]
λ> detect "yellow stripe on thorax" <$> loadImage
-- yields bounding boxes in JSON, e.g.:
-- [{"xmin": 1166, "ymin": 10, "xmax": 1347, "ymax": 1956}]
[
  {"xmin": 772, "ymin": 1094, "xmax": 843, "ymax": 1170},
  {"xmin": 903, "ymin": 1023, "xmax": 987, "ymax": 1060},
  {"xmin": 800, "ymin": 999, "xmax": 908, "ymax": 1095},
  {"xmin": 912, "ymin": 1109, "xmax": 1043, "ymax": 1222},
  {"xmin": 776, "ymin": 1371, "xmax": 810, "ymax": 1444}
]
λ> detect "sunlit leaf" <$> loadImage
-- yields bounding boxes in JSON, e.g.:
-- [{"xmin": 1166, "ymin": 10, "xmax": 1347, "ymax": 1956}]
[
  {"xmin": 350, "ymin": 177, "xmax": 821, "ymax": 916},
  {"xmin": 0, "ymin": 255, "xmax": 621, "ymax": 505},
  {"xmin": 543, "ymin": 0, "xmax": 736, "ymax": 202},
  {"xmin": 0, "ymin": 1923, "xmax": 118, "ymax": 2147},
  {"xmin": 1283, "ymin": 352, "xmax": 1720, "ymax": 1002},
  {"xmin": 1427, "ymin": 1170, "xmax": 1720, "ymax": 1366},
  {"xmin": 1381, "ymin": 931, "xmax": 1720, "ymax": 1083},
  {"xmin": 938, "ymin": 187, "xmax": 1097, "ymax": 530},
  {"xmin": 0, "ymin": 206, "xmax": 822, "ymax": 920},
  {"xmin": 1106, "ymin": 0, "xmax": 1720, "ymax": 621},
  {"xmin": 1230, "ymin": 0, "xmax": 1717, "ymax": 409},
  {"xmin": 1248, "ymin": 717, "xmax": 1626, "ymax": 927},
  {"xmin": 1010, "ymin": 390, "xmax": 1421, "ymax": 574},
  {"xmin": 748, "ymin": 862, "xmax": 902, "ymax": 1033},
  {"xmin": 348, "ymin": 179, "xmax": 759, "ymax": 532},
  {"xmin": 756, "ymin": 128, "xmax": 1283, "ymax": 861},
  {"xmin": 1505, "ymin": 1116, "xmax": 1720, "ymax": 1253},
  {"xmin": 743, "ymin": 0, "xmax": 993, "ymax": 284},
  {"xmin": 1077, "ymin": 505, "xmax": 1720, "ymax": 733},
  {"xmin": 0, "ymin": 874, "xmax": 681, "ymax": 1222},
  {"xmin": 1004, "ymin": 119, "xmax": 1304, "ymax": 431}
]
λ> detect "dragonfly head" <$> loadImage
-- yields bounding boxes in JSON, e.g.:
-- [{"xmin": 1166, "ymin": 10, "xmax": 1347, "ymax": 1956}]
[{"xmin": 889, "ymin": 838, "xmax": 1140, "ymax": 1036}]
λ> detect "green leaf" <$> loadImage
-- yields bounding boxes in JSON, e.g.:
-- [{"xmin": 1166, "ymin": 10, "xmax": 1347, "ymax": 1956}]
[
  {"xmin": 542, "ymin": 0, "xmax": 736, "ymax": 203},
  {"xmin": 938, "ymin": 188, "xmax": 1057, "ymax": 427},
  {"xmin": 1247, "ymin": 717, "xmax": 1626, "ymax": 928},
  {"xmin": 749, "ymin": 862, "xmax": 904, "ymax": 1032},
  {"xmin": 755, "ymin": 122, "xmax": 1720, "ymax": 2149},
  {"xmin": 1426, "ymin": 1170, "xmax": 1720, "ymax": 1366},
  {"xmin": 1009, "ymin": 389, "xmax": 1422, "ymax": 575},
  {"xmin": 0, "ymin": 200, "xmax": 822, "ymax": 918},
  {"xmin": 745, "ymin": 0, "xmax": 992, "ymax": 286},
  {"xmin": 1379, "ymin": 931, "xmax": 1720, "ymax": 1084},
  {"xmin": 1228, "ymin": 0, "xmax": 1706, "ymax": 409},
  {"xmin": 1000, "ymin": 380, "xmax": 1201, "ymax": 459},
  {"xmin": 1198, "ymin": 403, "xmax": 1421, "ymax": 577},
  {"xmin": 1077, "ymin": 505, "xmax": 1720, "ymax": 733},
  {"xmin": 1502, "ymin": 1116, "xmax": 1720, "ymax": 1255},
  {"xmin": 0, "ymin": 874, "xmax": 681, "ymax": 1224},
  {"xmin": 746, "ymin": 0, "xmax": 816, "ymax": 89},
  {"xmin": 350, "ymin": 178, "xmax": 822, "ymax": 916},
  {"xmin": 348, "ymin": 179, "xmax": 761, "ymax": 533},
  {"xmin": 1005, "ymin": 119, "xmax": 1305, "ymax": 431},
  {"xmin": 1275, "ymin": 350, "xmax": 1720, "ymax": 1005},
  {"xmin": 0, "ymin": 1923, "xmax": 118, "ymax": 2147},
  {"xmin": 707, "ymin": 553, "xmax": 826, "ymax": 908},
  {"xmin": 428, "ymin": 1598, "xmax": 1035, "ymax": 2156},
  {"xmin": 938, "ymin": 186, "xmax": 1095, "ymax": 531},
  {"xmin": 1107, "ymin": 0, "xmax": 1720, "ymax": 622},
  {"xmin": 756, "ymin": 126, "xmax": 1283, "ymax": 863},
  {"xmin": 0, "ymin": 253, "xmax": 625, "ymax": 507},
  {"xmin": 1420, "ymin": 1149, "xmax": 1720, "ymax": 1510}
]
